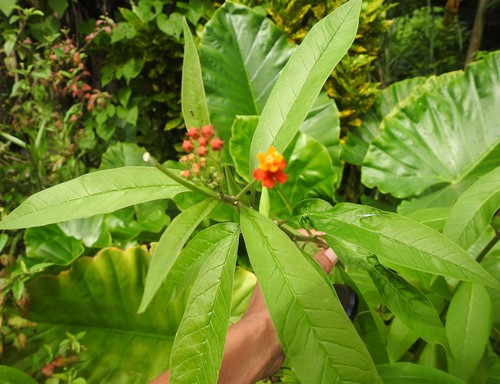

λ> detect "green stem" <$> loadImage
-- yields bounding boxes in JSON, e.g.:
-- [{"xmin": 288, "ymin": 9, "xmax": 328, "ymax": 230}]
[
  {"xmin": 236, "ymin": 180, "xmax": 257, "ymax": 200},
  {"xmin": 279, "ymin": 225, "xmax": 328, "ymax": 248},
  {"xmin": 275, "ymin": 184, "xmax": 293, "ymax": 214},
  {"xmin": 476, "ymin": 230, "xmax": 499, "ymax": 264},
  {"xmin": 148, "ymin": 155, "xmax": 218, "ymax": 201}
]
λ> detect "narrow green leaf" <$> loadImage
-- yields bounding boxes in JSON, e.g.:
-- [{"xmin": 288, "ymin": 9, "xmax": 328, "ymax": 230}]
[
  {"xmin": 162, "ymin": 223, "xmax": 242, "ymax": 303},
  {"xmin": 386, "ymin": 317, "xmax": 419, "ymax": 362},
  {"xmin": 240, "ymin": 207, "xmax": 381, "ymax": 384},
  {"xmin": 249, "ymin": 0, "xmax": 361, "ymax": 172},
  {"xmin": 367, "ymin": 260, "xmax": 449, "ymax": 349},
  {"xmin": 377, "ymin": 362, "xmax": 467, "ymax": 384},
  {"xmin": 182, "ymin": 18, "xmax": 210, "ymax": 129},
  {"xmin": 446, "ymin": 282, "xmax": 492, "ymax": 381},
  {"xmin": 310, "ymin": 203, "xmax": 500, "ymax": 289},
  {"xmin": 443, "ymin": 167, "xmax": 500, "ymax": 249},
  {"xmin": 0, "ymin": 167, "xmax": 188, "ymax": 230},
  {"xmin": 138, "ymin": 199, "xmax": 218, "ymax": 313},
  {"xmin": 169, "ymin": 224, "xmax": 239, "ymax": 384},
  {"xmin": 229, "ymin": 115, "xmax": 259, "ymax": 181},
  {"xmin": 0, "ymin": 0, "xmax": 16, "ymax": 16}
]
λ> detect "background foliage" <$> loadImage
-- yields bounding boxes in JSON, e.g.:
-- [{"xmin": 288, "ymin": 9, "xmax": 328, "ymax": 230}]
[{"xmin": 1, "ymin": 0, "xmax": 500, "ymax": 383}]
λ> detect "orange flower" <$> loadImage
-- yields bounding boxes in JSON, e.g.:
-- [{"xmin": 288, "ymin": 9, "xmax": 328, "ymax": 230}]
[{"xmin": 253, "ymin": 147, "xmax": 288, "ymax": 188}]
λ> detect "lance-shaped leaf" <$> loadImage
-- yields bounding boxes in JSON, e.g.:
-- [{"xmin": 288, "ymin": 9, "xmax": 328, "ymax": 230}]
[
  {"xmin": 367, "ymin": 260, "xmax": 449, "ymax": 349},
  {"xmin": 240, "ymin": 207, "xmax": 381, "ymax": 384},
  {"xmin": 162, "ymin": 223, "xmax": 242, "ymax": 303},
  {"xmin": 362, "ymin": 51, "xmax": 500, "ymax": 198},
  {"xmin": 377, "ymin": 363, "xmax": 467, "ymax": 384},
  {"xmin": 386, "ymin": 317, "xmax": 419, "ymax": 363},
  {"xmin": 139, "ymin": 198, "xmax": 219, "ymax": 313},
  {"xmin": 443, "ymin": 166, "xmax": 500, "ymax": 249},
  {"xmin": 182, "ymin": 18, "xmax": 210, "ymax": 129},
  {"xmin": 249, "ymin": 0, "xmax": 361, "ymax": 172},
  {"xmin": 200, "ymin": 2, "xmax": 341, "ymax": 170},
  {"xmin": 169, "ymin": 224, "xmax": 239, "ymax": 383},
  {"xmin": 309, "ymin": 203, "xmax": 500, "ymax": 289},
  {"xmin": 0, "ymin": 167, "xmax": 188, "ymax": 230},
  {"xmin": 445, "ymin": 282, "xmax": 492, "ymax": 381}
]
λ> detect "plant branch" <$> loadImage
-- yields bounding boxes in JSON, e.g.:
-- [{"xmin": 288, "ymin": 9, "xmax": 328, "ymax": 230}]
[{"xmin": 476, "ymin": 230, "xmax": 500, "ymax": 264}]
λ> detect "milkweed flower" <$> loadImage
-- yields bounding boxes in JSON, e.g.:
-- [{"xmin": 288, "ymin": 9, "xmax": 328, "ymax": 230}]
[{"xmin": 253, "ymin": 146, "xmax": 288, "ymax": 188}]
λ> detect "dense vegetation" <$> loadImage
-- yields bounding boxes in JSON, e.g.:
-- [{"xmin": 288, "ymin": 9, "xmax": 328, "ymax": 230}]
[{"xmin": 0, "ymin": 0, "xmax": 499, "ymax": 383}]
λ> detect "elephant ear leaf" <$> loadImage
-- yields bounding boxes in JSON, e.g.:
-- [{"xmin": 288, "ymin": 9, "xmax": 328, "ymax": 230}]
[
  {"xmin": 362, "ymin": 51, "xmax": 500, "ymax": 199},
  {"xmin": 443, "ymin": 166, "xmax": 500, "ymax": 250}
]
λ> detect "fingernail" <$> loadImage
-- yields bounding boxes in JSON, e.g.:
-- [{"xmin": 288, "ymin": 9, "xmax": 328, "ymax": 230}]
[{"xmin": 324, "ymin": 247, "xmax": 337, "ymax": 265}]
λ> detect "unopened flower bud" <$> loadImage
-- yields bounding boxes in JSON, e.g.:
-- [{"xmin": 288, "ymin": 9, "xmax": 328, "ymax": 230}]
[
  {"xmin": 181, "ymin": 170, "xmax": 191, "ymax": 178},
  {"xmin": 182, "ymin": 140, "xmax": 194, "ymax": 153},
  {"xmin": 197, "ymin": 146, "xmax": 208, "ymax": 156},
  {"xmin": 201, "ymin": 125, "xmax": 214, "ymax": 139},
  {"xmin": 198, "ymin": 137, "xmax": 207, "ymax": 146},
  {"xmin": 187, "ymin": 127, "xmax": 200, "ymax": 139},
  {"xmin": 180, "ymin": 155, "xmax": 188, "ymax": 163},
  {"xmin": 192, "ymin": 163, "xmax": 200, "ymax": 174},
  {"xmin": 210, "ymin": 138, "xmax": 224, "ymax": 151}
]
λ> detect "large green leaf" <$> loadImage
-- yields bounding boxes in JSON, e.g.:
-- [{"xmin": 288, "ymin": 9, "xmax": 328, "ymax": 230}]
[
  {"xmin": 4, "ymin": 245, "xmax": 255, "ymax": 383},
  {"xmin": 367, "ymin": 260, "xmax": 448, "ymax": 348},
  {"xmin": 443, "ymin": 167, "xmax": 500, "ymax": 249},
  {"xmin": 377, "ymin": 363, "xmax": 467, "ymax": 384},
  {"xmin": 445, "ymin": 282, "xmax": 492, "ymax": 381},
  {"xmin": 182, "ymin": 18, "xmax": 210, "ymax": 129},
  {"xmin": 24, "ymin": 224, "xmax": 85, "ymax": 265},
  {"xmin": 0, "ymin": 366, "xmax": 37, "ymax": 384},
  {"xmin": 342, "ymin": 76, "xmax": 426, "ymax": 165},
  {"xmin": 200, "ymin": 1, "xmax": 294, "ymax": 139},
  {"xmin": 249, "ymin": 0, "xmax": 361, "ymax": 171},
  {"xmin": 0, "ymin": 167, "xmax": 188, "ymax": 230},
  {"xmin": 5, "ymin": 246, "xmax": 184, "ymax": 383},
  {"xmin": 309, "ymin": 203, "xmax": 500, "ymax": 288},
  {"xmin": 169, "ymin": 224, "xmax": 239, "ymax": 383},
  {"xmin": 200, "ymin": 1, "xmax": 342, "ymax": 168},
  {"xmin": 240, "ymin": 207, "xmax": 381, "ymax": 384},
  {"xmin": 362, "ymin": 51, "xmax": 500, "ymax": 198},
  {"xmin": 139, "ymin": 198, "xmax": 219, "ymax": 313}
]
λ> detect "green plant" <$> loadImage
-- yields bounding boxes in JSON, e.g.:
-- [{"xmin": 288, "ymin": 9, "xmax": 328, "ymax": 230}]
[
  {"xmin": 380, "ymin": 5, "xmax": 470, "ymax": 84},
  {"xmin": 1, "ymin": 2, "xmax": 500, "ymax": 384}
]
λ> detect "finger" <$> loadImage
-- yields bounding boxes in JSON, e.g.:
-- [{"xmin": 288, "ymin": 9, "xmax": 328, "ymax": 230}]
[{"xmin": 313, "ymin": 247, "xmax": 338, "ymax": 274}]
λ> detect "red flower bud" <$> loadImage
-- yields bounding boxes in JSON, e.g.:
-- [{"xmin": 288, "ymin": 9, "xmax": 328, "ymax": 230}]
[
  {"xmin": 201, "ymin": 125, "xmax": 214, "ymax": 139},
  {"xmin": 210, "ymin": 138, "xmax": 224, "ymax": 151},
  {"xmin": 192, "ymin": 163, "xmax": 200, "ymax": 174},
  {"xmin": 197, "ymin": 146, "xmax": 208, "ymax": 156},
  {"xmin": 182, "ymin": 140, "xmax": 194, "ymax": 153},
  {"xmin": 181, "ymin": 170, "xmax": 191, "ymax": 178},
  {"xmin": 198, "ymin": 137, "xmax": 208, "ymax": 146},
  {"xmin": 187, "ymin": 127, "xmax": 200, "ymax": 139}
]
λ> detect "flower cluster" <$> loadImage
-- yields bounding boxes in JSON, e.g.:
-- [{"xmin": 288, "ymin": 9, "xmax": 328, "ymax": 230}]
[
  {"xmin": 179, "ymin": 125, "xmax": 225, "ymax": 189},
  {"xmin": 253, "ymin": 146, "xmax": 288, "ymax": 188}
]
